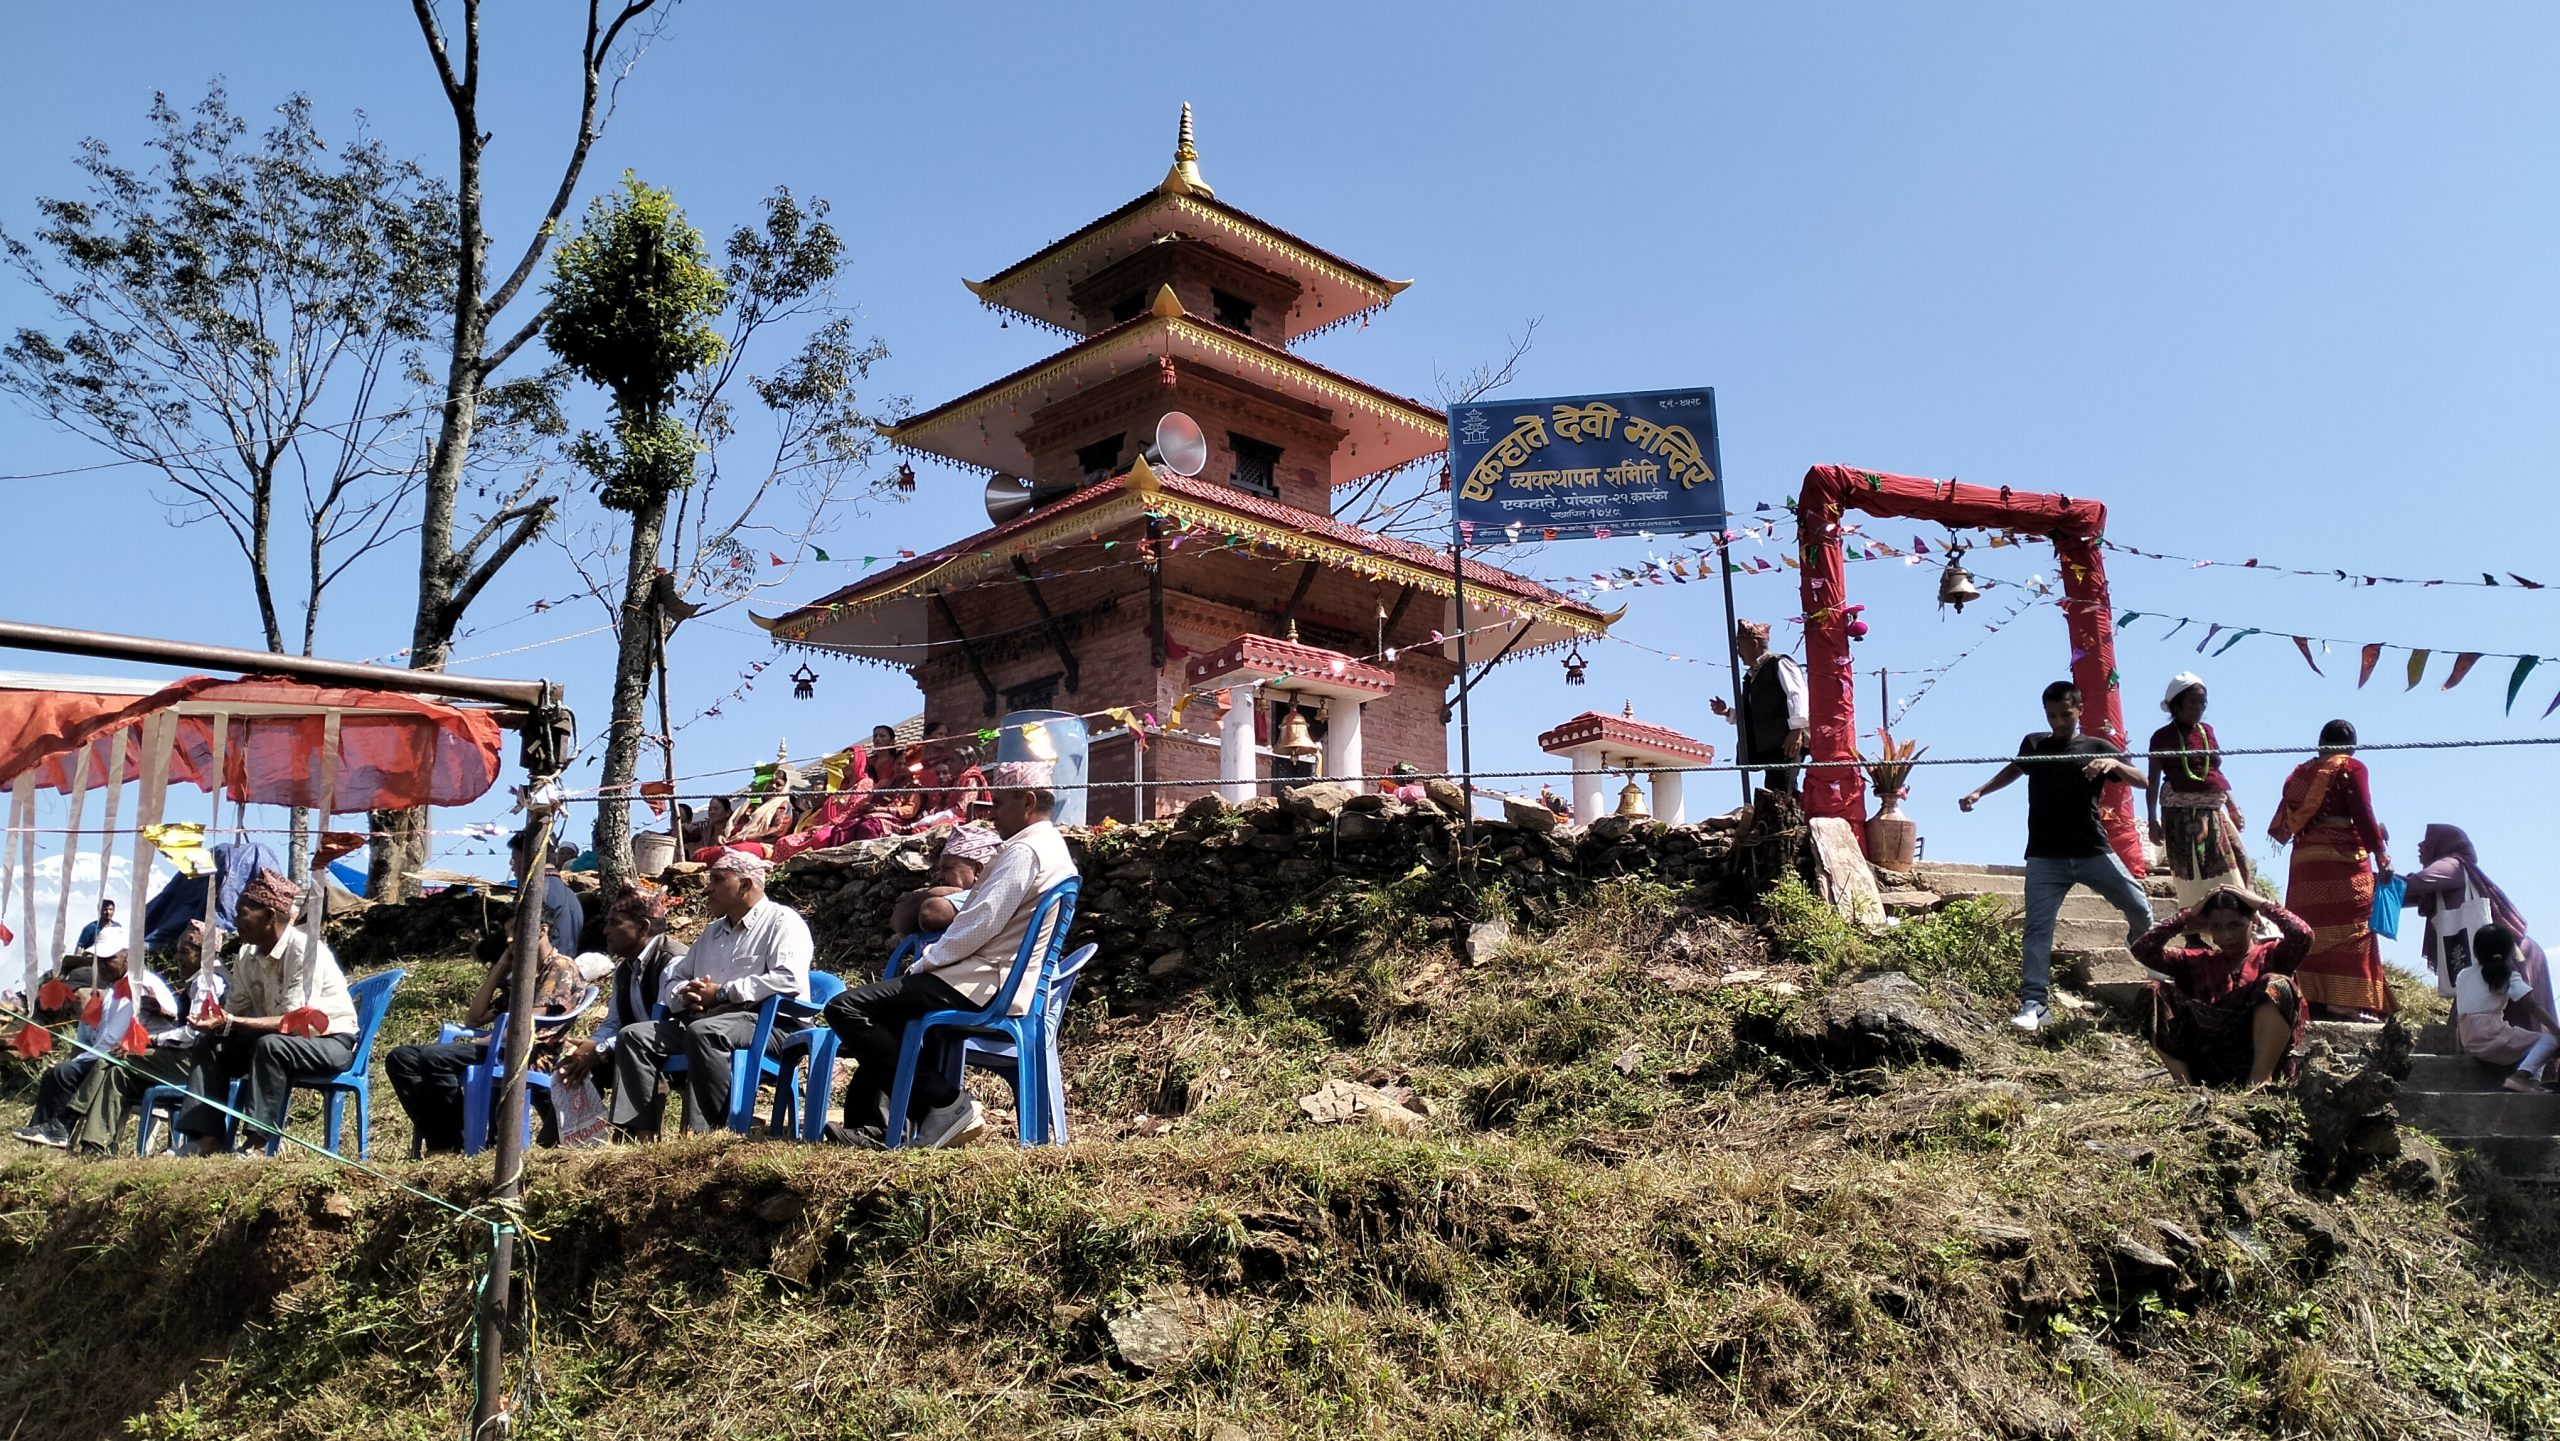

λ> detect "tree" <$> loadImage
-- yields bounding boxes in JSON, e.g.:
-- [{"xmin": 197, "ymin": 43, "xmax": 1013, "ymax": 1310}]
[
  {"xmin": 374, "ymin": 0, "xmax": 676, "ymax": 901},
  {"xmin": 549, "ymin": 187, "xmax": 891, "ymax": 890},
  {"xmin": 543, "ymin": 176, "xmax": 727, "ymax": 888},
  {"xmin": 1, "ymin": 86, "xmax": 450, "ymax": 659}
]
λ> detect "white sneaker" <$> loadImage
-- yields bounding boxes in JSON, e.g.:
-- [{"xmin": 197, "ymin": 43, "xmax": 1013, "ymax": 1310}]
[
  {"xmin": 912, "ymin": 1095, "xmax": 986, "ymax": 1149},
  {"xmin": 2009, "ymin": 1002, "xmax": 2050, "ymax": 1033}
]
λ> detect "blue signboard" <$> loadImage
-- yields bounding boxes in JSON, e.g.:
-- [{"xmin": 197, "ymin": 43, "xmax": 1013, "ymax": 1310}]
[{"xmin": 1448, "ymin": 387, "xmax": 1724, "ymax": 541}]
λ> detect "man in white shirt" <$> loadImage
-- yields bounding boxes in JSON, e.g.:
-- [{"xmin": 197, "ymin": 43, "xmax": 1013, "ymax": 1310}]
[
  {"xmin": 13, "ymin": 925, "xmax": 176, "ymax": 1149},
  {"xmin": 609, "ymin": 850, "xmax": 812, "ymax": 1136},
  {"xmin": 175, "ymin": 872, "xmax": 364, "ymax": 1156},
  {"xmin": 822, "ymin": 761, "xmax": 1078, "ymax": 1148},
  {"xmin": 1709, "ymin": 619, "xmax": 1810, "ymax": 794}
]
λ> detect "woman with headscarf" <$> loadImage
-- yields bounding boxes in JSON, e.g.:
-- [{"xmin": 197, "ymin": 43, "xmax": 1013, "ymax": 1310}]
[
  {"xmin": 2266, "ymin": 720, "xmax": 2394, "ymax": 1021},
  {"xmin": 2146, "ymin": 674, "xmax": 2246, "ymax": 912},
  {"xmin": 2403, "ymin": 822, "xmax": 2552, "ymax": 1019}
]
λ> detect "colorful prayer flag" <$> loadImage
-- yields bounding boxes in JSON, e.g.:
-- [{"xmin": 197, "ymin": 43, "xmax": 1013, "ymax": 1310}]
[
  {"xmin": 2441, "ymin": 653, "xmax": 2482, "ymax": 691},
  {"xmin": 2292, "ymin": 637, "xmax": 2322, "ymax": 675},
  {"xmin": 2506, "ymin": 656, "xmax": 2540, "ymax": 714},
  {"xmin": 2357, "ymin": 644, "xmax": 2383, "ymax": 688},
  {"xmin": 2405, "ymin": 649, "xmax": 2430, "ymax": 690}
]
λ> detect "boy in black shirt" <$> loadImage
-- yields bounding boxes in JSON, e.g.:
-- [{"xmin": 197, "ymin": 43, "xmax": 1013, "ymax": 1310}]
[{"xmin": 1958, "ymin": 681, "xmax": 2156, "ymax": 1032}]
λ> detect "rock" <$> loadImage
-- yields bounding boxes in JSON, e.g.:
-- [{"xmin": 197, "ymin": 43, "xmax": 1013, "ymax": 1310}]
[
  {"xmin": 1146, "ymin": 950, "xmax": 1191, "ymax": 977},
  {"xmin": 1108, "ymin": 1291, "xmax": 1212, "ymax": 1373},
  {"xmin": 1464, "ymin": 917, "xmax": 1511, "ymax": 964},
  {"xmin": 2108, "ymin": 1234, "xmax": 2178, "ymax": 1276},
  {"xmin": 1612, "ymin": 1045, "xmax": 1643, "ymax": 1077},
  {"xmin": 1962, "ymin": 1217, "xmax": 2032, "ymax": 1257},
  {"xmin": 1334, "ymin": 811, "xmax": 1385, "ymax": 843},
  {"xmin": 1877, "ymin": 888, "xmax": 1942, "ymax": 913},
  {"xmin": 1741, "ymin": 970, "xmax": 1993, "ymax": 1074},
  {"xmin": 1298, "ymin": 1079, "xmax": 1428, "ymax": 1135},
  {"xmin": 1341, "ymin": 792, "xmax": 1392, "ymax": 814},
  {"xmin": 2388, "ymin": 1133, "xmax": 2445, "ymax": 1196},
  {"xmin": 1502, "ymin": 796, "xmax": 1558, "ymax": 833},
  {"xmin": 311, "ymin": 1191, "xmax": 358, "ymax": 1229},
  {"xmin": 1281, "ymin": 780, "xmax": 1359, "ymax": 820},
  {"xmin": 1209, "ymin": 1424, "xmax": 1250, "ymax": 1441},
  {"xmin": 1179, "ymin": 793, "xmax": 1234, "ymax": 828},
  {"xmin": 755, "ymin": 1191, "xmax": 808, "ymax": 1225},
  {"xmin": 1421, "ymin": 778, "xmax": 1468, "ymax": 815},
  {"xmin": 1809, "ymin": 817, "xmax": 1887, "ymax": 926}
]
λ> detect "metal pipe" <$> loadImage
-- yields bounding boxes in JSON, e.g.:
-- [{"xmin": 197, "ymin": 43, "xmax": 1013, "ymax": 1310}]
[{"xmin": 0, "ymin": 619, "xmax": 551, "ymax": 708}]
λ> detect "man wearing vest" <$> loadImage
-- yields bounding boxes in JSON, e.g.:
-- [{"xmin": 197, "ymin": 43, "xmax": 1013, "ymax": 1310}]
[
  {"xmin": 1710, "ymin": 620, "xmax": 1809, "ymax": 794},
  {"xmin": 821, "ymin": 760, "xmax": 1077, "ymax": 1149}
]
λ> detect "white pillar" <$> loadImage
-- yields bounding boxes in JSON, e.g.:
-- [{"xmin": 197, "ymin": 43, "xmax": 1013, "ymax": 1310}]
[
  {"xmin": 1322, "ymin": 700, "xmax": 1365, "ymax": 784},
  {"xmin": 1651, "ymin": 769, "xmax": 1686, "ymax": 825},
  {"xmin": 1218, "ymin": 683, "xmax": 1260, "ymax": 803},
  {"xmin": 1570, "ymin": 747, "xmax": 1606, "ymax": 826}
]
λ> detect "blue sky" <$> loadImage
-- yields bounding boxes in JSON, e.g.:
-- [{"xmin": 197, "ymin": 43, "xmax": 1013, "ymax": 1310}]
[{"xmin": 3, "ymin": 3, "xmax": 2554, "ymax": 975}]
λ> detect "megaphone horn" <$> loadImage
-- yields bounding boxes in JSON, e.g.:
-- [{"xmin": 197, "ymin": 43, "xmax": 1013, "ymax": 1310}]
[{"xmin": 1143, "ymin": 411, "xmax": 1209, "ymax": 478}]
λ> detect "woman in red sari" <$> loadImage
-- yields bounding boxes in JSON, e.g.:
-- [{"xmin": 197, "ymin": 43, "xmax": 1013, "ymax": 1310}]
[{"xmin": 2266, "ymin": 720, "xmax": 2394, "ymax": 1021}]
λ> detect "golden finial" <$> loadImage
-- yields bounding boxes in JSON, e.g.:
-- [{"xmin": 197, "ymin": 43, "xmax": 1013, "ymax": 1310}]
[
  {"xmin": 1149, "ymin": 283, "xmax": 1185, "ymax": 319},
  {"xmin": 1159, "ymin": 102, "xmax": 1214, "ymax": 199}
]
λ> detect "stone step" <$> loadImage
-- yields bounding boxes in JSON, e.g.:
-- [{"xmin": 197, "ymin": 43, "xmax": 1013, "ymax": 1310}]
[
  {"xmin": 2412, "ymin": 1023, "xmax": 2456, "ymax": 1053},
  {"xmin": 2431, "ymin": 1134, "xmax": 2560, "ymax": 1184},
  {"xmin": 2404, "ymin": 1052, "xmax": 2518, "ymax": 1092},
  {"xmin": 2398, "ymin": 1089, "xmax": 2560, "ymax": 1138},
  {"xmin": 1914, "ymin": 864, "xmax": 2179, "ymax": 905}
]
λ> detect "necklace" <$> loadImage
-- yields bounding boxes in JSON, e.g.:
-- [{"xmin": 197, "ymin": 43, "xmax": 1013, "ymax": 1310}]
[{"xmin": 2174, "ymin": 723, "xmax": 2215, "ymax": 784}]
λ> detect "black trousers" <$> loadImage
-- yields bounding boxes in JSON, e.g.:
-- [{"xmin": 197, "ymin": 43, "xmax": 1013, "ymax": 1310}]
[
  {"xmin": 174, "ymin": 1030, "xmax": 356, "ymax": 1146},
  {"xmin": 387, "ymin": 1040, "xmax": 559, "ymax": 1154},
  {"xmin": 608, "ymin": 1009, "xmax": 764, "ymax": 1134},
  {"xmin": 1744, "ymin": 744, "xmax": 1799, "ymax": 795},
  {"xmin": 823, "ymin": 973, "xmax": 973, "ymax": 1129},
  {"xmin": 29, "ymin": 1054, "xmax": 97, "ymax": 1129}
]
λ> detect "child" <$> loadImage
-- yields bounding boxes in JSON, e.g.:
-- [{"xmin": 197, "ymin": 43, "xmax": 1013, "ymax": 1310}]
[{"xmin": 2455, "ymin": 924, "xmax": 2560, "ymax": 1093}]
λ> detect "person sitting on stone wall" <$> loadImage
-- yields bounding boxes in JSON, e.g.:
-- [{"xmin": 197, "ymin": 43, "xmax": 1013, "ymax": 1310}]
[
  {"xmin": 889, "ymin": 824, "xmax": 1002, "ymax": 940},
  {"xmin": 822, "ymin": 761, "xmax": 1077, "ymax": 1149},
  {"xmin": 557, "ymin": 887, "xmax": 689, "ymax": 1102},
  {"xmin": 384, "ymin": 926, "xmax": 586, "ymax": 1154},
  {"xmin": 608, "ymin": 850, "xmax": 812, "ymax": 1137},
  {"xmin": 171, "ymin": 872, "xmax": 362, "ymax": 1157},
  {"xmin": 2131, "ymin": 886, "xmax": 2314, "ymax": 1089}
]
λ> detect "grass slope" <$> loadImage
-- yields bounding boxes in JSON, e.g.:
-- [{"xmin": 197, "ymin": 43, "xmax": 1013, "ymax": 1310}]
[{"xmin": 0, "ymin": 880, "xmax": 2554, "ymax": 1440}]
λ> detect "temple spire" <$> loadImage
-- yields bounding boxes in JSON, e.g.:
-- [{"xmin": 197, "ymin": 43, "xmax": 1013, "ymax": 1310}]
[{"xmin": 1158, "ymin": 101, "xmax": 1214, "ymax": 199}]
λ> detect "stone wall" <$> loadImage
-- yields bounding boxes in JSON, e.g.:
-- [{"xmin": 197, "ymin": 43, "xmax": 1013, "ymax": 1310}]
[{"xmin": 765, "ymin": 782, "xmax": 1804, "ymax": 984}]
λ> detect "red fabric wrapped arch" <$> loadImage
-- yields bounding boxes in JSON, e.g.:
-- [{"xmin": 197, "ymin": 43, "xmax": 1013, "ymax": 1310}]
[{"xmin": 1795, "ymin": 465, "xmax": 2142, "ymax": 876}]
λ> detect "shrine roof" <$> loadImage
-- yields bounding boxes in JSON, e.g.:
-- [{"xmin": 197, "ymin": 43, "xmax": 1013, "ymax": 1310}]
[
  {"xmin": 962, "ymin": 105, "xmax": 1409, "ymax": 342},
  {"xmin": 754, "ymin": 468, "xmax": 1614, "ymax": 665},
  {"xmin": 1184, "ymin": 634, "xmax": 1397, "ymax": 700},
  {"xmin": 881, "ymin": 305, "xmax": 1445, "ymax": 490},
  {"xmin": 1536, "ymin": 709, "xmax": 1717, "ymax": 766}
]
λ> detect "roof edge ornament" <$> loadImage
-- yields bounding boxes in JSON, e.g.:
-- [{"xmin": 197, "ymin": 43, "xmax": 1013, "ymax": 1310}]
[
  {"xmin": 1149, "ymin": 283, "xmax": 1186, "ymax": 319},
  {"xmin": 1158, "ymin": 101, "xmax": 1215, "ymax": 199}
]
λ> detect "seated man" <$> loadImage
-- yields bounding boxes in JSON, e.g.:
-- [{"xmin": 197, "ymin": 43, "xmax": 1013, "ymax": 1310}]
[
  {"xmin": 13, "ymin": 926, "xmax": 176, "ymax": 1149},
  {"xmin": 889, "ymin": 825, "xmax": 1000, "ymax": 939},
  {"xmin": 513, "ymin": 826, "xmax": 586, "ymax": 957},
  {"xmin": 61, "ymin": 922, "xmax": 226, "ymax": 1155},
  {"xmin": 2132, "ymin": 886, "xmax": 2314, "ymax": 1088},
  {"xmin": 557, "ymin": 888, "xmax": 689, "ymax": 1099},
  {"xmin": 608, "ymin": 851, "xmax": 812, "ymax": 1136},
  {"xmin": 822, "ymin": 761, "xmax": 1077, "ymax": 1148},
  {"xmin": 173, "ymin": 872, "xmax": 363, "ymax": 1156},
  {"xmin": 385, "ymin": 927, "xmax": 586, "ymax": 1154}
]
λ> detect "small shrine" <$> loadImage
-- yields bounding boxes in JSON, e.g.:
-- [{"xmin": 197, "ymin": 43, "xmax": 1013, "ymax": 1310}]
[
  {"xmin": 1537, "ymin": 703, "xmax": 1714, "ymax": 825},
  {"xmin": 762, "ymin": 106, "xmax": 1611, "ymax": 820}
]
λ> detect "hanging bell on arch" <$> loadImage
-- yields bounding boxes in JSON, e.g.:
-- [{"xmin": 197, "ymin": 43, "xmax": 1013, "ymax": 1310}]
[
  {"xmin": 1937, "ymin": 549, "xmax": 1981, "ymax": 613},
  {"xmin": 1275, "ymin": 705, "xmax": 1323, "ymax": 764},
  {"xmin": 1614, "ymin": 776, "xmax": 1651, "ymax": 818}
]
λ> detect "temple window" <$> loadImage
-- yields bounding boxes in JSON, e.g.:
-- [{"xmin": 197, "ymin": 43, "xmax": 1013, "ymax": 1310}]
[
  {"xmin": 1211, "ymin": 289, "xmax": 1256, "ymax": 334},
  {"xmin": 1077, "ymin": 433, "xmax": 1125, "ymax": 483},
  {"xmin": 1109, "ymin": 293, "xmax": 1146, "ymax": 325},
  {"xmin": 1229, "ymin": 433, "xmax": 1282, "ymax": 498},
  {"xmin": 1002, "ymin": 673, "xmax": 1062, "ymax": 712}
]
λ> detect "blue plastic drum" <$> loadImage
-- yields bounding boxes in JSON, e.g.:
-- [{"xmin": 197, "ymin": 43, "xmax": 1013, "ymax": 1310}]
[{"xmin": 995, "ymin": 709, "xmax": 1088, "ymax": 826}]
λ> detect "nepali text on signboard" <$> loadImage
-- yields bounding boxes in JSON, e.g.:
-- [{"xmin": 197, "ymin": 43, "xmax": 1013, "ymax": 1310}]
[{"xmin": 1448, "ymin": 387, "xmax": 1724, "ymax": 540}]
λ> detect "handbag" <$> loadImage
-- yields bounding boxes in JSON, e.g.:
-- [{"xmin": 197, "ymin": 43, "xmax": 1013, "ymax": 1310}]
[
  {"xmin": 2426, "ymin": 870, "xmax": 2494, "ymax": 980},
  {"xmin": 2369, "ymin": 872, "xmax": 2407, "ymax": 941}
]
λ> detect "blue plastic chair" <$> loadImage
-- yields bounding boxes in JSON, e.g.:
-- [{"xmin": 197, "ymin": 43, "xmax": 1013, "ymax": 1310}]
[
  {"xmin": 883, "ymin": 878, "xmax": 1080, "ymax": 1148},
  {"xmin": 261, "ymin": 969, "xmax": 405, "ymax": 1158},
  {"xmin": 654, "ymin": 990, "xmax": 797, "ymax": 1134},
  {"xmin": 136, "ymin": 1078, "xmax": 239, "ymax": 1155},
  {"xmin": 762, "ymin": 971, "xmax": 849, "ymax": 1141},
  {"xmin": 956, "ymin": 942, "xmax": 1098, "ymax": 1144},
  {"xmin": 447, "ymin": 985, "xmax": 598, "ymax": 1156}
]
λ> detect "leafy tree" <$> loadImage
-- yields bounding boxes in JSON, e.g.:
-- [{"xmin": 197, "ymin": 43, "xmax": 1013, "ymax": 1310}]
[
  {"xmin": 543, "ymin": 177, "xmax": 727, "ymax": 886},
  {"xmin": 550, "ymin": 186, "xmax": 892, "ymax": 887},
  {"xmin": 376, "ymin": 0, "xmax": 676, "ymax": 899},
  {"xmin": 1, "ymin": 85, "xmax": 454, "ymax": 659}
]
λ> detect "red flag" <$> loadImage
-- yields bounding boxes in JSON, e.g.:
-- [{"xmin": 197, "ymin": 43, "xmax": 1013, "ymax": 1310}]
[
  {"xmin": 769, "ymin": 552, "xmax": 787, "ymax": 567},
  {"xmin": 80, "ymin": 991, "xmax": 104, "ymax": 1027},
  {"xmin": 2292, "ymin": 637, "xmax": 2322, "ymax": 675},
  {"xmin": 315, "ymin": 832, "xmax": 367, "ymax": 866},
  {"xmin": 640, "ymin": 779, "xmax": 674, "ymax": 819},
  {"xmin": 2441, "ymin": 653, "xmax": 2483, "ymax": 691},
  {"xmin": 0, "ymin": 920, "xmax": 12, "ymax": 945},
  {"xmin": 117, "ymin": 1018, "xmax": 151, "ymax": 1056},
  {"xmin": 36, "ymin": 979, "xmax": 74, "ymax": 1012},
  {"xmin": 2357, "ymin": 644, "xmax": 2383, "ymax": 688},
  {"xmin": 278, "ymin": 1007, "xmax": 332, "ymax": 1038},
  {"xmin": 8, "ymin": 1024, "xmax": 53, "ymax": 1059}
]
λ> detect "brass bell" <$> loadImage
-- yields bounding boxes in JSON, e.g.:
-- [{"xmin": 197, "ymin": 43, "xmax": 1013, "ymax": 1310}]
[
  {"xmin": 1937, "ymin": 550, "xmax": 1982, "ymax": 613},
  {"xmin": 1275, "ymin": 705, "xmax": 1323, "ymax": 764},
  {"xmin": 1615, "ymin": 776, "xmax": 1651, "ymax": 818}
]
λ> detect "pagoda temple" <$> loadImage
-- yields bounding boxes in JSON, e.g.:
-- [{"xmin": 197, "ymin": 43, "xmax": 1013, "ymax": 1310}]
[{"xmin": 761, "ymin": 106, "xmax": 1613, "ymax": 821}]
